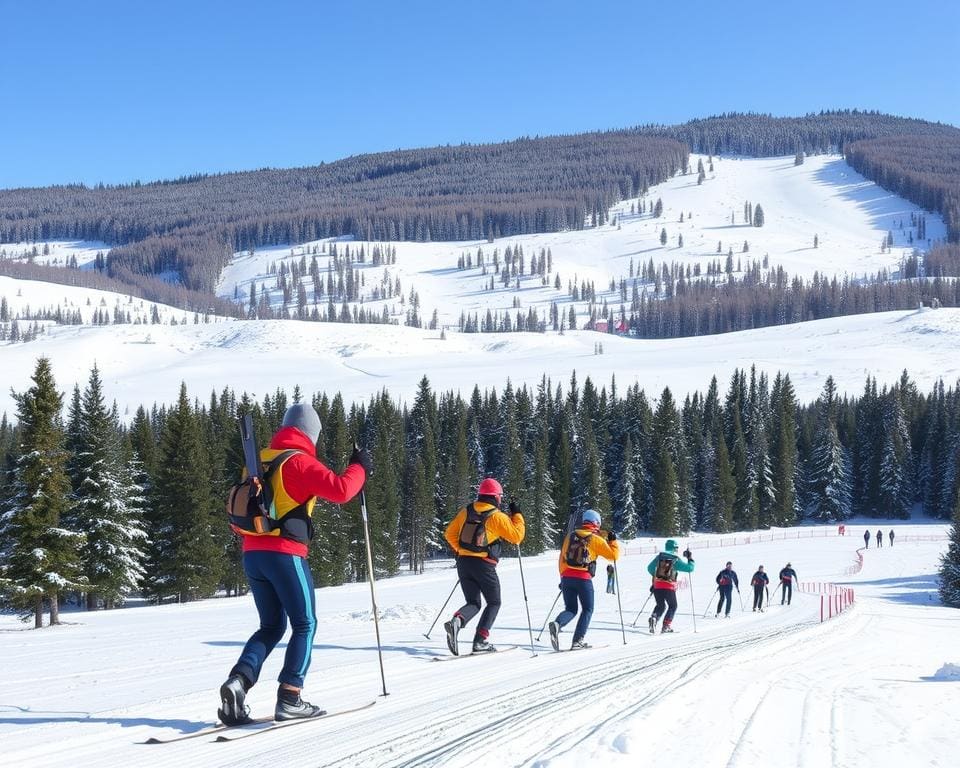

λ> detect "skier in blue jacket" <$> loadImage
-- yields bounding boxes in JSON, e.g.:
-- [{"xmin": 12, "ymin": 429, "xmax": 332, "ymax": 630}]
[{"xmin": 715, "ymin": 561, "xmax": 739, "ymax": 617}]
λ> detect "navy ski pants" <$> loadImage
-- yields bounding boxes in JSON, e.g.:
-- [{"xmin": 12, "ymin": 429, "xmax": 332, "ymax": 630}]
[
  {"xmin": 454, "ymin": 556, "xmax": 502, "ymax": 638},
  {"xmin": 716, "ymin": 584, "xmax": 734, "ymax": 616},
  {"xmin": 231, "ymin": 550, "xmax": 317, "ymax": 689},
  {"xmin": 556, "ymin": 576, "xmax": 595, "ymax": 642}
]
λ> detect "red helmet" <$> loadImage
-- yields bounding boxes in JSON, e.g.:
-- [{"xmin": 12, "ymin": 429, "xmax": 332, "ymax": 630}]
[{"xmin": 477, "ymin": 478, "xmax": 503, "ymax": 500}]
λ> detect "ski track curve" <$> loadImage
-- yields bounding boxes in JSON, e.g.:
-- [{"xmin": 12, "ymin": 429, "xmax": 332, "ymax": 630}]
[{"xmin": 312, "ymin": 622, "xmax": 810, "ymax": 768}]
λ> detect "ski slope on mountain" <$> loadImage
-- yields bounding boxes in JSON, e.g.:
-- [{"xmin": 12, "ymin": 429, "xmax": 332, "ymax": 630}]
[
  {"xmin": 215, "ymin": 154, "xmax": 947, "ymax": 328},
  {"xmin": 0, "ymin": 522, "xmax": 954, "ymax": 768}
]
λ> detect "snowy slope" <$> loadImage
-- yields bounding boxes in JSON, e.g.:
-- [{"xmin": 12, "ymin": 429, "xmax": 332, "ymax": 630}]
[
  {"xmin": 0, "ymin": 239, "xmax": 110, "ymax": 270},
  {"xmin": 2, "ymin": 303, "xmax": 959, "ymax": 418},
  {"xmin": 0, "ymin": 522, "xmax": 955, "ymax": 767},
  {"xmin": 215, "ymin": 154, "xmax": 947, "ymax": 328}
]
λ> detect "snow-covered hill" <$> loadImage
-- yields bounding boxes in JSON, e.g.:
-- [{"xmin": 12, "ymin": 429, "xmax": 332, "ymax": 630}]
[
  {"xmin": 1, "ymin": 298, "xmax": 958, "ymax": 417},
  {"xmin": 0, "ymin": 153, "xmax": 952, "ymax": 417},
  {"xmin": 216, "ymin": 154, "xmax": 947, "ymax": 328},
  {"xmin": 0, "ymin": 522, "xmax": 954, "ymax": 767}
]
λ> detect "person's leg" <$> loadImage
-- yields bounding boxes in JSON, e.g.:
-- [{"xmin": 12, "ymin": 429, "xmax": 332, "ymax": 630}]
[
  {"xmin": 663, "ymin": 590, "xmax": 678, "ymax": 623},
  {"xmin": 231, "ymin": 551, "xmax": 288, "ymax": 687},
  {"xmin": 259, "ymin": 554, "xmax": 317, "ymax": 690},
  {"xmin": 474, "ymin": 562, "xmax": 502, "ymax": 639},
  {"xmin": 572, "ymin": 580, "xmax": 595, "ymax": 642},
  {"xmin": 653, "ymin": 589, "xmax": 667, "ymax": 619},
  {"xmin": 453, "ymin": 558, "xmax": 483, "ymax": 626},
  {"xmin": 555, "ymin": 580, "xmax": 579, "ymax": 629}
]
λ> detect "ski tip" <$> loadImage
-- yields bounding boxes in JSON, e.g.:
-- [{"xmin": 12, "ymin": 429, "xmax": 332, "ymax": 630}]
[
  {"xmin": 214, "ymin": 735, "xmax": 231, "ymax": 743},
  {"xmin": 142, "ymin": 737, "xmax": 163, "ymax": 745}
]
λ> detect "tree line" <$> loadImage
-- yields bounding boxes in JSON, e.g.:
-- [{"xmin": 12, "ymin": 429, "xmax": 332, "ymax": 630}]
[
  {"xmin": 3, "ymin": 111, "xmax": 958, "ymax": 312},
  {"xmin": 3, "ymin": 358, "xmax": 960, "ymax": 624}
]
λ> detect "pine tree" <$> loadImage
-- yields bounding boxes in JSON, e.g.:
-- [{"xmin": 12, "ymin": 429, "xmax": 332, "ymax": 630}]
[
  {"xmin": 0, "ymin": 358, "xmax": 83, "ymax": 626},
  {"xmin": 67, "ymin": 365, "xmax": 147, "ymax": 609},
  {"xmin": 615, "ymin": 435, "xmax": 639, "ymax": 538},
  {"xmin": 710, "ymin": 433, "xmax": 735, "ymax": 532},
  {"xmin": 770, "ymin": 374, "xmax": 799, "ymax": 526},
  {"xmin": 752, "ymin": 204, "xmax": 765, "ymax": 227},
  {"xmin": 142, "ymin": 383, "xmax": 223, "ymax": 602},
  {"xmin": 651, "ymin": 445, "xmax": 678, "ymax": 535},
  {"xmin": 938, "ymin": 486, "xmax": 960, "ymax": 607},
  {"xmin": 808, "ymin": 377, "xmax": 852, "ymax": 521}
]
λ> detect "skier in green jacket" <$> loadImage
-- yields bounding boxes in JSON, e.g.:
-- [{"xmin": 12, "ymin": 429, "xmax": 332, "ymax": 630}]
[{"xmin": 646, "ymin": 539, "xmax": 695, "ymax": 633}]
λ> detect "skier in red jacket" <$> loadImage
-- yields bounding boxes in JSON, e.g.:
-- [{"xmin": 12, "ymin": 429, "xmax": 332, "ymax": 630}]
[{"xmin": 218, "ymin": 404, "xmax": 370, "ymax": 725}]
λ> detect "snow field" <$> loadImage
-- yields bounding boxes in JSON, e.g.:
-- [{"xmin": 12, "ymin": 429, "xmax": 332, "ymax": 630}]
[
  {"xmin": 3, "ymin": 302, "xmax": 960, "ymax": 419},
  {"xmin": 0, "ymin": 522, "xmax": 955, "ymax": 768}
]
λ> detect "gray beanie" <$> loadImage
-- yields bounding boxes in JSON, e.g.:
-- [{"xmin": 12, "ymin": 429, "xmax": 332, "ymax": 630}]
[{"xmin": 281, "ymin": 403, "xmax": 322, "ymax": 444}]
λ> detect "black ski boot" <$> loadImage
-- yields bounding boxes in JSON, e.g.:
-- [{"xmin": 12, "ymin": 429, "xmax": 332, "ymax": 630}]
[
  {"xmin": 444, "ymin": 616, "xmax": 462, "ymax": 656},
  {"xmin": 548, "ymin": 621, "xmax": 560, "ymax": 652},
  {"xmin": 275, "ymin": 687, "xmax": 326, "ymax": 721},
  {"xmin": 570, "ymin": 639, "xmax": 592, "ymax": 650},
  {"xmin": 648, "ymin": 615, "xmax": 657, "ymax": 634},
  {"xmin": 218, "ymin": 674, "xmax": 253, "ymax": 726}
]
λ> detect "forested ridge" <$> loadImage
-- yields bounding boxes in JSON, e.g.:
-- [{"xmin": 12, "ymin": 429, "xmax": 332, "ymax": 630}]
[
  {"xmin": 3, "ymin": 358, "xmax": 960, "ymax": 620},
  {"xmin": 1, "ymin": 111, "xmax": 958, "ymax": 310}
]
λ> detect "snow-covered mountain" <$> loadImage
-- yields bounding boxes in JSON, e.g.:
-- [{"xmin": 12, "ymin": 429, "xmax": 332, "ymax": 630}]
[{"xmin": 0, "ymin": 153, "xmax": 951, "ymax": 416}]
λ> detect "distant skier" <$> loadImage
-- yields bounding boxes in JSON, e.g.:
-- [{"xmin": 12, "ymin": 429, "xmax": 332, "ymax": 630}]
[
  {"xmin": 443, "ymin": 478, "xmax": 525, "ymax": 655},
  {"xmin": 606, "ymin": 563, "xmax": 616, "ymax": 595},
  {"xmin": 751, "ymin": 565, "xmax": 769, "ymax": 611},
  {"xmin": 889, "ymin": 529, "xmax": 895, "ymax": 547},
  {"xmin": 218, "ymin": 403, "xmax": 370, "ymax": 726},
  {"xmin": 863, "ymin": 529, "xmax": 870, "ymax": 549},
  {"xmin": 715, "ymin": 561, "xmax": 739, "ymax": 617},
  {"xmin": 778, "ymin": 562, "xmax": 798, "ymax": 605},
  {"xmin": 646, "ymin": 540, "xmax": 695, "ymax": 634},
  {"xmin": 876, "ymin": 529, "xmax": 883, "ymax": 548},
  {"xmin": 548, "ymin": 509, "xmax": 619, "ymax": 651}
]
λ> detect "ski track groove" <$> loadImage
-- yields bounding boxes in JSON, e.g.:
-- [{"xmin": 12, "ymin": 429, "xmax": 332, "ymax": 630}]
[{"xmin": 320, "ymin": 622, "xmax": 809, "ymax": 768}]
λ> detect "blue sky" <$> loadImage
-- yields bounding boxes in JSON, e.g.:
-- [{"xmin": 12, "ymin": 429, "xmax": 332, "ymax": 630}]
[{"xmin": 2, "ymin": 0, "xmax": 957, "ymax": 188}]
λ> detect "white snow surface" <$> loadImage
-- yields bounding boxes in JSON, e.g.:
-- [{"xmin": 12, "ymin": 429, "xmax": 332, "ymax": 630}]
[
  {"xmin": 1, "ymin": 522, "xmax": 955, "ymax": 767},
  {"xmin": 2, "ymin": 299, "xmax": 960, "ymax": 417},
  {"xmin": 0, "ymin": 240, "xmax": 110, "ymax": 270}
]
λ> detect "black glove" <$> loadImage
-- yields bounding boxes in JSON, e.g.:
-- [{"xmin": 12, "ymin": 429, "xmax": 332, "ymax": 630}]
[
  {"xmin": 508, "ymin": 500, "xmax": 520, "ymax": 515},
  {"xmin": 607, "ymin": 530, "xmax": 617, "ymax": 542},
  {"xmin": 682, "ymin": 549, "xmax": 692, "ymax": 559},
  {"xmin": 649, "ymin": 585, "xmax": 654, "ymax": 594},
  {"xmin": 349, "ymin": 446, "xmax": 373, "ymax": 477}
]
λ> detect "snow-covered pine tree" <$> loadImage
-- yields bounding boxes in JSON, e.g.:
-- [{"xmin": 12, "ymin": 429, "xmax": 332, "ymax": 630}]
[
  {"xmin": 938, "ymin": 484, "xmax": 960, "ymax": 607},
  {"xmin": 66, "ymin": 365, "xmax": 147, "ymax": 609},
  {"xmin": 0, "ymin": 358, "xmax": 84, "ymax": 627},
  {"xmin": 808, "ymin": 377, "xmax": 852, "ymax": 521},
  {"xmin": 615, "ymin": 434, "xmax": 639, "ymax": 539},
  {"xmin": 878, "ymin": 389, "xmax": 913, "ymax": 519}
]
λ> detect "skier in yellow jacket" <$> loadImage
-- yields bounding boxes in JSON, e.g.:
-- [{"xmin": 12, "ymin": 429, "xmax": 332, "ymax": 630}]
[
  {"xmin": 442, "ymin": 478, "xmax": 525, "ymax": 654},
  {"xmin": 548, "ymin": 509, "xmax": 619, "ymax": 651}
]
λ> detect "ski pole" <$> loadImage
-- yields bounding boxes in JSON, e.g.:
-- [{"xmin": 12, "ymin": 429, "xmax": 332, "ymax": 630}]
[
  {"xmin": 423, "ymin": 579, "xmax": 460, "ymax": 640},
  {"xmin": 737, "ymin": 587, "xmax": 744, "ymax": 612},
  {"xmin": 356, "ymin": 465, "xmax": 389, "ymax": 696},
  {"xmin": 515, "ymin": 544, "xmax": 537, "ymax": 657},
  {"xmin": 535, "ymin": 589, "xmax": 562, "ymax": 641},
  {"xmin": 771, "ymin": 582, "xmax": 782, "ymax": 606},
  {"xmin": 631, "ymin": 590, "xmax": 654, "ymax": 627},
  {"xmin": 613, "ymin": 562, "xmax": 626, "ymax": 645},
  {"xmin": 702, "ymin": 587, "xmax": 718, "ymax": 618},
  {"xmin": 689, "ymin": 574, "xmax": 697, "ymax": 634}
]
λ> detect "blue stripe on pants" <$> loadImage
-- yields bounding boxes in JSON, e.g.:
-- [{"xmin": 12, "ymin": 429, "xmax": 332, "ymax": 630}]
[{"xmin": 231, "ymin": 550, "xmax": 317, "ymax": 689}]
